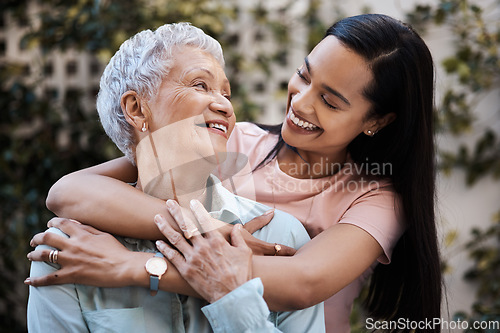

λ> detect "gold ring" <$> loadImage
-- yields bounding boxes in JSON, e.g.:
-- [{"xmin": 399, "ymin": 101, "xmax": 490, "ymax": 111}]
[
  {"xmin": 49, "ymin": 250, "xmax": 54, "ymax": 263},
  {"xmin": 49, "ymin": 249, "xmax": 59, "ymax": 264},
  {"xmin": 274, "ymin": 244, "xmax": 282, "ymax": 256},
  {"xmin": 186, "ymin": 227, "xmax": 199, "ymax": 239}
]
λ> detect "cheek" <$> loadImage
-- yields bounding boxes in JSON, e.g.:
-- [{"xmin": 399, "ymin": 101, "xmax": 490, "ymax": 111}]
[
  {"xmin": 227, "ymin": 114, "xmax": 236, "ymax": 136},
  {"xmin": 170, "ymin": 87, "xmax": 191, "ymax": 107},
  {"xmin": 154, "ymin": 88, "xmax": 203, "ymax": 125},
  {"xmin": 320, "ymin": 112, "xmax": 365, "ymax": 137}
]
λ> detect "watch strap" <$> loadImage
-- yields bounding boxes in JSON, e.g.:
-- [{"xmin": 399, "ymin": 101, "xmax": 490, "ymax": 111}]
[
  {"xmin": 149, "ymin": 252, "xmax": 164, "ymax": 296},
  {"xmin": 150, "ymin": 275, "xmax": 160, "ymax": 296}
]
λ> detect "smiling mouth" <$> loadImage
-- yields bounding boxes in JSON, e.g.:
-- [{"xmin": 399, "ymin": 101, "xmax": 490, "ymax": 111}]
[
  {"xmin": 208, "ymin": 122, "xmax": 227, "ymax": 133},
  {"xmin": 287, "ymin": 110, "xmax": 320, "ymax": 131},
  {"xmin": 196, "ymin": 121, "xmax": 228, "ymax": 135}
]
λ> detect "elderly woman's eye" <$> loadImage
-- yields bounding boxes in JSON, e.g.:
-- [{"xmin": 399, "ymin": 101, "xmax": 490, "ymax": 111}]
[{"xmin": 194, "ymin": 82, "xmax": 208, "ymax": 90}]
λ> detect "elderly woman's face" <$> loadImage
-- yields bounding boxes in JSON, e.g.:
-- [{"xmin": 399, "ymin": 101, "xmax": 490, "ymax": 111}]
[
  {"xmin": 149, "ymin": 45, "xmax": 234, "ymax": 152},
  {"xmin": 135, "ymin": 46, "xmax": 235, "ymax": 192}
]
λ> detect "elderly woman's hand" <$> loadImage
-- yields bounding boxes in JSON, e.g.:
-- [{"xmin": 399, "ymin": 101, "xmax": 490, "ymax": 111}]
[
  {"xmin": 25, "ymin": 218, "xmax": 143, "ymax": 287},
  {"xmin": 154, "ymin": 211, "xmax": 252, "ymax": 303},
  {"xmin": 170, "ymin": 199, "xmax": 296, "ymax": 256}
]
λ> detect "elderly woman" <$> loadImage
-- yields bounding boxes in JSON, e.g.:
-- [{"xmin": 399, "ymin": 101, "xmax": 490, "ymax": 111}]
[{"xmin": 26, "ymin": 23, "xmax": 324, "ymax": 332}]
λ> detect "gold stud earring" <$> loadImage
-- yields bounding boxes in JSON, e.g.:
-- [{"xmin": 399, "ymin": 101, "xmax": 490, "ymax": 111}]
[
  {"xmin": 367, "ymin": 130, "xmax": 374, "ymax": 136},
  {"xmin": 141, "ymin": 123, "xmax": 147, "ymax": 132}
]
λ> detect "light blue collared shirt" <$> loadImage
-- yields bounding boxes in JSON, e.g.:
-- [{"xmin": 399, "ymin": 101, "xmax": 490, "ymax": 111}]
[{"xmin": 27, "ymin": 176, "xmax": 325, "ymax": 332}]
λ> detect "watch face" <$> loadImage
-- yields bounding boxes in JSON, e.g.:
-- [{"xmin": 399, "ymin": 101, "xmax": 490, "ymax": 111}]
[{"xmin": 146, "ymin": 257, "xmax": 168, "ymax": 276}]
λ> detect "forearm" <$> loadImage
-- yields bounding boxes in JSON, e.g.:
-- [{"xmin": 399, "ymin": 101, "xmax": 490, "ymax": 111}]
[
  {"xmin": 49, "ymin": 173, "xmax": 167, "ymax": 238},
  {"xmin": 253, "ymin": 223, "xmax": 383, "ymax": 312},
  {"xmin": 252, "ymin": 255, "xmax": 320, "ymax": 311}
]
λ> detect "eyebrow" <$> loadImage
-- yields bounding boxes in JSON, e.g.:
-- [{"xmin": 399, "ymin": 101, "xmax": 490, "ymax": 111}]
[
  {"xmin": 185, "ymin": 67, "xmax": 215, "ymax": 78},
  {"xmin": 304, "ymin": 56, "xmax": 351, "ymax": 107}
]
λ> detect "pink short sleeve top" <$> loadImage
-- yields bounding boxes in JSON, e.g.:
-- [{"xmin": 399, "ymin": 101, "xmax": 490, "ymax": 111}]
[{"xmin": 223, "ymin": 122, "xmax": 405, "ymax": 333}]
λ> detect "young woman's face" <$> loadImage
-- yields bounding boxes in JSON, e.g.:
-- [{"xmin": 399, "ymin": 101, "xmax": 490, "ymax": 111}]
[
  {"xmin": 282, "ymin": 36, "xmax": 374, "ymax": 157},
  {"xmin": 146, "ymin": 46, "xmax": 235, "ymax": 160}
]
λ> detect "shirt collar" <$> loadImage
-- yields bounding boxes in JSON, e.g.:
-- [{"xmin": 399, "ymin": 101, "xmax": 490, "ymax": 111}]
[{"xmin": 205, "ymin": 175, "xmax": 245, "ymax": 225}]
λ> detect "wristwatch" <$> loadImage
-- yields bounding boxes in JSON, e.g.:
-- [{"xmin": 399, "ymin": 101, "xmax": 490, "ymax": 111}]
[{"xmin": 145, "ymin": 252, "xmax": 167, "ymax": 296}]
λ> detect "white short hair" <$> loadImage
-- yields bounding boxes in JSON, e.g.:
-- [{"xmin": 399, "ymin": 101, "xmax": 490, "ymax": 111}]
[{"xmin": 97, "ymin": 22, "xmax": 225, "ymax": 162}]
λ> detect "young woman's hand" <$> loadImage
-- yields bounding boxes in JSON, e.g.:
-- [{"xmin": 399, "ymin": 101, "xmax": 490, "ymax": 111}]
[
  {"xmin": 25, "ymin": 218, "xmax": 144, "ymax": 287},
  {"xmin": 168, "ymin": 199, "xmax": 296, "ymax": 256}
]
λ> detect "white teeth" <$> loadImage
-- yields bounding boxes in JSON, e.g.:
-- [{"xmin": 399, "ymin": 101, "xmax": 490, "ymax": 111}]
[
  {"xmin": 289, "ymin": 111, "xmax": 318, "ymax": 130},
  {"xmin": 208, "ymin": 122, "xmax": 227, "ymax": 133}
]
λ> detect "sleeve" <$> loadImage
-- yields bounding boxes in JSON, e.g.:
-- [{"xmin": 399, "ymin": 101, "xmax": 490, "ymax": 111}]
[
  {"xmin": 338, "ymin": 186, "xmax": 405, "ymax": 264},
  {"xmin": 27, "ymin": 228, "xmax": 89, "ymax": 333},
  {"xmin": 201, "ymin": 278, "xmax": 282, "ymax": 333},
  {"xmin": 275, "ymin": 302, "xmax": 325, "ymax": 333}
]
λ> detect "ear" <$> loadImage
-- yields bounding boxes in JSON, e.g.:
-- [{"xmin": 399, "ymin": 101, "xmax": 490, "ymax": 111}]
[
  {"xmin": 365, "ymin": 112, "xmax": 396, "ymax": 135},
  {"xmin": 120, "ymin": 91, "xmax": 150, "ymax": 131}
]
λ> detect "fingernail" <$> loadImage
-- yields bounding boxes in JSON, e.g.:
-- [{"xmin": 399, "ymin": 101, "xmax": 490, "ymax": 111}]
[
  {"xmin": 24, "ymin": 278, "xmax": 31, "ymax": 285},
  {"xmin": 154, "ymin": 214, "xmax": 163, "ymax": 224},
  {"xmin": 264, "ymin": 209, "xmax": 274, "ymax": 215},
  {"xmin": 166, "ymin": 200, "xmax": 176, "ymax": 209},
  {"xmin": 190, "ymin": 199, "xmax": 198, "ymax": 209},
  {"xmin": 30, "ymin": 239, "xmax": 34, "ymax": 247},
  {"xmin": 155, "ymin": 240, "xmax": 164, "ymax": 250},
  {"xmin": 235, "ymin": 224, "xmax": 242, "ymax": 230}
]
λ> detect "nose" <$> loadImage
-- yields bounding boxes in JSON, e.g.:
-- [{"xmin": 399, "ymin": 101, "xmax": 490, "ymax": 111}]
[
  {"xmin": 290, "ymin": 87, "xmax": 315, "ymax": 114},
  {"xmin": 209, "ymin": 94, "xmax": 234, "ymax": 118}
]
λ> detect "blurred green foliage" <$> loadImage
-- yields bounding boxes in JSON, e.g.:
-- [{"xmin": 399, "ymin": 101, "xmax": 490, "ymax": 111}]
[
  {"xmin": 454, "ymin": 211, "xmax": 500, "ymax": 332},
  {"xmin": 0, "ymin": 65, "xmax": 116, "ymax": 332},
  {"xmin": 408, "ymin": 0, "xmax": 500, "ymax": 183},
  {"xmin": 408, "ymin": 0, "xmax": 500, "ymax": 330},
  {"xmin": 1, "ymin": 0, "xmax": 499, "ymax": 331}
]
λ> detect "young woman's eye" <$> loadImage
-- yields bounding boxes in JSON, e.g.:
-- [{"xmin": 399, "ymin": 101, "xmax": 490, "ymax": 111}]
[
  {"xmin": 224, "ymin": 94, "xmax": 231, "ymax": 101},
  {"xmin": 321, "ymin": 95, "xmax": 338, "ymax": 110},
  {"xmin": 296, "ymin": 68, "xmax": 309, "ymax": 83}
]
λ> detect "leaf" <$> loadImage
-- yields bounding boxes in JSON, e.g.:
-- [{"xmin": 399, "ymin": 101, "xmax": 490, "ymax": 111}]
[
  {"xmin": 445, "ymin": 229, "xmax": 459, "ymax": 247},
  {"xmin": 442, "ymin": 57, "xmax": 460, "ymax": 72}
]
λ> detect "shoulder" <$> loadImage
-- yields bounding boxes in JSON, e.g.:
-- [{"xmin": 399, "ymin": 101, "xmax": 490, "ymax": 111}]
[
  {"xmin": 236, "ymin": 195, "xmax": 310, "ymax": 249},
  {"xmin": 233, "ymin": 122, "xmax": 271, "ymax": 137},
  {"xmin": 350, "ymin": 178, "xmax": 399, "ymax": 208}
]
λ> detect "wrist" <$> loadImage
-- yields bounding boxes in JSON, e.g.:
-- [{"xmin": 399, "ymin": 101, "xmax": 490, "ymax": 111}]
[{"xmin": 123, "ymin": 252, "xmax": 150, "ymax": 288}]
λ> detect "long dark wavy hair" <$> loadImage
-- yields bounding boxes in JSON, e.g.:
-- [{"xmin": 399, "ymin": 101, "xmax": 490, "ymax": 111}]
[{"xmin": 254, "ymin": 14, "xmax": 442, "ymax": 332}]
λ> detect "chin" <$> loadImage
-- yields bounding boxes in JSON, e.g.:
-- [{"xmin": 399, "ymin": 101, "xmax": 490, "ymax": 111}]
[{"xmin": 281, "ymin": 123, "xmax": 296, "ymax": 145}]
